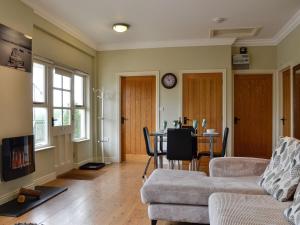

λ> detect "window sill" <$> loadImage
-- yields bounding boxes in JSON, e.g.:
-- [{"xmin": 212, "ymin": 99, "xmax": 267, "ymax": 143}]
[
  {"xmin": 35, "ymin": 145, "xmax": 56, "ymax": 152},
  {"xmin": 73, "ymin": 138, "xmax": 90, "ymax": 143}
]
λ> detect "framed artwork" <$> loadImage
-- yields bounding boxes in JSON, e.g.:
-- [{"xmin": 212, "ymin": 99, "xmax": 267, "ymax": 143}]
[{"xmin": 0, "ymin": 23, "xmax": 32, "ymax": 73}]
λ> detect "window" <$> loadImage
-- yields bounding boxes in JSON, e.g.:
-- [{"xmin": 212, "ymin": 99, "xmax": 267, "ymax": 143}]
[
  {"xmin": 32, "ymin": 62, "xmax": 49, "ymax": 147},
  {"xmin": 32, "ymin": 62, "xmax": 89, "ymax": 147},
  {"xmin": 52, "ymin": 69, "xmax": 72, "ymax": 127},
  {"xmin": 74, "ymin": 74, "xmax": 87, "ymax": 140}
]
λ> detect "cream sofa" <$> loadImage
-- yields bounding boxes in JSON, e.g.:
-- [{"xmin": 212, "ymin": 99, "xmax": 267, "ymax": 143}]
[
  {"xmin": 209, "ymin": 192, "xmax": 291, "ymax": 225},
  {"xmin": 140, "ymin": 157, "xmax": 270, "ymax": 224}
]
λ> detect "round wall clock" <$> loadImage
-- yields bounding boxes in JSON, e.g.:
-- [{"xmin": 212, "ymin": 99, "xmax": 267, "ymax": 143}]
[{"xmin": 161, "ymin": 73, "xmax": 177, "ymax": 89}]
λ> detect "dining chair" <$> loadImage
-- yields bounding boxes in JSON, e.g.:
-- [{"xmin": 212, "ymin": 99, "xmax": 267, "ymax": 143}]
[
  {"xmin": 166, "ymin": 128, "xmax": 198, "ymax": 170},
  {"xmin": 197, "ymin": 127, "xmax": 229, "ymax": 160},
  {"xmin": 142, "ymin": 127, "xmax": 166, "ymax": 180}
]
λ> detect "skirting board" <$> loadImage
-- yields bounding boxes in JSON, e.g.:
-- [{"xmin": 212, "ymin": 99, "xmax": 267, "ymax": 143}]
[
  {"xmin": 73, "ymin": 158, "xmax": 93, "ymax": 168},
  {"xmin": 0, "ymin": 172, "xmax": 56, "ymax": 205}
]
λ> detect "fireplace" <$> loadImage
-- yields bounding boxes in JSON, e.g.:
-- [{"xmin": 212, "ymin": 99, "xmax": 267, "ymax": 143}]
[{"xmin": 2, "ymin": 135, "xmax": 35, "ymax": 181}]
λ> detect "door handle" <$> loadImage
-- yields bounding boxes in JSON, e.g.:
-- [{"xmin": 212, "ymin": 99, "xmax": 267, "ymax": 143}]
[
  {"xmin": 51, "ymin": 117, "xmax": 57, "ymax": 127},
  {"xmin": 183, "ymin": 116, "xmax": 189, "ymax": 124},
  {"xmin": 234, "ymin": 116, "xmax": 240, "ymax": 125},
  {"xmin": 121, "ymin": 116, "xmax": 128, "ymax": 124},
  {"xmin": 280, "ymin": 117, "xmax": 286, "ymax": 126}
]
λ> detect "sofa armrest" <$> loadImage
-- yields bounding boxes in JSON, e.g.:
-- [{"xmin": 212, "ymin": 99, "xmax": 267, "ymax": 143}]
[{"xmin": 209, "ymin": 157, "xmax": 270, "ymax": 177}]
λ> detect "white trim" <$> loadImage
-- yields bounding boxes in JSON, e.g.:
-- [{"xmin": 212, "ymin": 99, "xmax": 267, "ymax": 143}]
[
  {"xmin": 115, "ymin": 71, "xmax": 160, "ymax": 163},
  {"xmin": 35, "ymin": 145, "xmax": 55, "ymax": 152},
  {"xmin": 98, "ymin": 38, "xmax": 236, "ymax": 51},
  {"xmin": 73, "ymin": 138, "xmax": 90, "ymax": 143},
  {"xmin": 233, "ymin": 70, "xmax": 277, "ymax": 150},
  {"xmin": 273, "ymin": 9, "xmax": 300, "ymax": 45},
  {"xmin": 21, "ymin": 0, "xmax": 97, "ymax": 50},
  {"xmin": 21, "ymin": 0, "xmax": 300, "ymax": 50},
  {"xmin": 0, "ymin": 172, "xmax": 56, "ymax": 205},
  {"xmin": 178, "ymin": 69, "xmax": 228, "ymax": 151},
  {"xmin": 234, "ymin": 38, "xmax": 277, "ymax": 46},
  {"xmin": 234, "ymin": 9, "xmax": 300, "ymax": 47},
  {"xmin": 73, "ymin": 158, "xmax": 93, "ymax": 168}
]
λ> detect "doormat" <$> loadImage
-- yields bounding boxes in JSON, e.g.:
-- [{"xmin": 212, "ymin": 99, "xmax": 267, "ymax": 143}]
[
  {"xmin": 15, "ymin": 223, "xmax": 41, "ymax": 225},
  {"xmin": 79, "ymin": 162, "xmax": 105, "ymax": 170},
  {"xmin": 0, "ymin": 186, "xmax": 67, "ymax": 217},
  {"xmin": 58, "ymin": 168, "xmax": 105, "ymax": 180}
]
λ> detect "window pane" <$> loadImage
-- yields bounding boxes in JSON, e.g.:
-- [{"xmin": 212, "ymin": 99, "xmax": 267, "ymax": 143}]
[
  {"xmin": 53, "ymin": 89, "xmax": 62, "ymax": 107},
  {"xmin": 63, "ymin": 91, "xmax": 71, "ymax": 107},
  {"xmin": 53, "ymin": 109, "xmax": 62, "ymax": 126},
  {"xmin": 53, "ymin": 73, "xmax": 62, "ymax": 88},
  {"xmin": 33, "ymin": 63, "xmax": 45, "ymax": 103},
  {"xmin": 33, "ymin": 107, "xmax": 48, "ymax": 146},
  {"xmin": 63, "ymin": 109, "xmax": 71, "ymax": 126},
  {"xmin": 74, "ymin": 109, "xmax": 86, "ymax": 139},
  {"xmin": 74, "ymin": 75, "xmax": 84, "ymax": 106},
  {"xmin": 63, "ymin": 76, "xmax": 71, "ymax": 90}
]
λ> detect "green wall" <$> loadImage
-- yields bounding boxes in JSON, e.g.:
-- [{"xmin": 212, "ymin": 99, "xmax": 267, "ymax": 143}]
[
  {"xmin": 98, "ymin": 46, "xmax": 234, "ymax": 160},
  {"xmin": 277, "ymin": 25, "xmax": 300, "ymax": 68},
  {"xmin": 232, "ymin": 46, "xmax": 277, "ymax": 70},
  {"xmin": 0, "ymin": 0, "xmax": 96, "ymax": 200}
]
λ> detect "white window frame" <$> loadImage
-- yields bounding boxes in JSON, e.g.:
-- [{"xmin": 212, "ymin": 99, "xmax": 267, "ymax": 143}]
[
  {"xmin": 52, "ymin": 67, "xmax": 73, "ymax": 130},
  {"xmin": 32, "ymin": 61, "xmax": 51, "ymax": 149},
  {"xmin": 73, "ymin": 73, "xmax": 90, "ymax": 141}
]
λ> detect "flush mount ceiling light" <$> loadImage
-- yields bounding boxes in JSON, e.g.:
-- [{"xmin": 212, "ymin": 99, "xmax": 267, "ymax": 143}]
[{"xmin": 112, "ymin": 23, "xmax": 130, "ymax": 33}]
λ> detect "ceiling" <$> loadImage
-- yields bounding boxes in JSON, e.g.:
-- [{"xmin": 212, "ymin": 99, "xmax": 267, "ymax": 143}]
[{"xmin": 21, "ymin": 0, "xmax": 300, "ymax": 50}]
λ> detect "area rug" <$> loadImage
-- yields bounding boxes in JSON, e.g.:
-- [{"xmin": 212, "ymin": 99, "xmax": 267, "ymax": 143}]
[
  {"xmin": 15, "ymin": 223, "xmax": 41, "ymax": 225},
  {"xmin": 58, "ymin": 169, "xmax": 105, "ymax": 180}
]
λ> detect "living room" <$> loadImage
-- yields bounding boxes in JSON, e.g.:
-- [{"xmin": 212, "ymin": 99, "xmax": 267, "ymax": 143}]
[{"xmin": 1, "ymin": 0, "xmax": 300, "ymax": 224}]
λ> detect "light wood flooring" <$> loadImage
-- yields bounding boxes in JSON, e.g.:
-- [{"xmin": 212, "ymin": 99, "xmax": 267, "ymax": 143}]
[{"xmin": 0, "ymin": 162, "xmax": 201, "ymax": 225}]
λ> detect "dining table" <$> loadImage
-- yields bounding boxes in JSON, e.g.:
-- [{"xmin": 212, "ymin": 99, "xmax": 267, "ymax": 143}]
[{"xmin": 150, "ymin": 130, "xmax": 220, "ymax": 169}]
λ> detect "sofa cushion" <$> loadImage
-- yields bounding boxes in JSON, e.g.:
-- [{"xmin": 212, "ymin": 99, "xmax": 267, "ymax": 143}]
[
  {"xmin": 148, "ymin": 204, "xmax": 209, "ymax": 224},
  {"xmin": 259, "ymin": 137, "xmax": 300, "ymax": 201},
  {"xmin": 284, "ymin": 184, "xmax": 300, "ymax": 224},
  {"xmin": 141, "ymin": 169, "xmax": 265, "ymax": 206},
  {"xmin": 209, "ymin": 193, "xmax": 291, "ymax": 225}
]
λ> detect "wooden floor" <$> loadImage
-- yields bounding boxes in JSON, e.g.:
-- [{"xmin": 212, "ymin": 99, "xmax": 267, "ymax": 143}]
[{"xmin": 0, "ymin": 162, "xmax": 201, "ymax": 225}]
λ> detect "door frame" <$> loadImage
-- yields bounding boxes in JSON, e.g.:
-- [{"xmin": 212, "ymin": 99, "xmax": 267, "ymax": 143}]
[
  {"xmin": 115, "ymin": 71, "xmax": 160, "ymax": 162},
  {"xmin": 278, "ymin": 66, "xmax": 293, "ymax": 137},
  {"xmin": 277, "ymin": 62, "xmax": 300, "ymax": 140},
  {"xmin": 233, "ymin": 70, "xmax": 276, "ymax": 152},
  {"xmin": 179, "ymin": 69, "xmax": 228, "ymax": 152}
]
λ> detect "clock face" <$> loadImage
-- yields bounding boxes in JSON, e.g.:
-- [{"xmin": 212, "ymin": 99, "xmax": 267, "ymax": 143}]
[{"xmin": 162, "ymin": 73, "xmax": 177, "ymax": 89}]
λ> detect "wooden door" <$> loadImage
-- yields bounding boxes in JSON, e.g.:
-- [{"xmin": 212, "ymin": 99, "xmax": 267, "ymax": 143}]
[
  {"xmin": 282, "ymin": 69, "xmax": 291, "ymax": 136},
  {"xmin": 183, "ymin": 73, "xmax": 223, "ymax": 172},
  {"xmin": 121, "ymin": 76, "xmax": 156, "ymax": 161},
  {"xmin": 294, "ymin": 65, "xmax": 300, "ymax": 139},
  {"xmin": 234, "ymin": 74, "xmax": 273, "ymax": 158}
]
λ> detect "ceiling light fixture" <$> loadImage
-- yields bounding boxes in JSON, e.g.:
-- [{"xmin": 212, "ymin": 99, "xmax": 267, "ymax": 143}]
[{"xmin": 112, "ymin": 23, "xmax": 130, "ymax": 33}]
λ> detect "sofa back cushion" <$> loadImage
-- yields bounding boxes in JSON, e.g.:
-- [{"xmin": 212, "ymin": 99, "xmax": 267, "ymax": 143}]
[
  {"xmin": 284, "ymin": 184, "xmax": 300, "ymax": 224},
  {"xmin": 259, "ymin": 137, "xmax": 300, "ymax": 201}
]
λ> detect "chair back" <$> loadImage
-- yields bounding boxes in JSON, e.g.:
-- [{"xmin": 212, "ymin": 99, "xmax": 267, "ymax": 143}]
[
  {"xmin": 167, "ymin": 128, "xmax": 197, "ymax": 160},
  {"xmin": 143, "ymin": 127, "xmax": 153, "ymax": 156},
  {"xmin": 221, "ymin": 127, "xmax": 229, "ymax": 157}
]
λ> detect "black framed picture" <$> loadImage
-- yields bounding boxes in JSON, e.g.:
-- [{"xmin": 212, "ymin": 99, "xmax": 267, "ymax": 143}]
[{"xmin": 0, "ymin": 23, "xmax": 32, "ymax": 73}]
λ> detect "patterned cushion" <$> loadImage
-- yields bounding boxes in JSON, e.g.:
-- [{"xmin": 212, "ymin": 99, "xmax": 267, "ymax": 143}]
[
  {"xmin": 284, "ymin": 184, "xmax": 300, "ymax": 224},
  {"xmin": 259, "ymin": 137, "xmax": 300, "ymax": 201}
]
